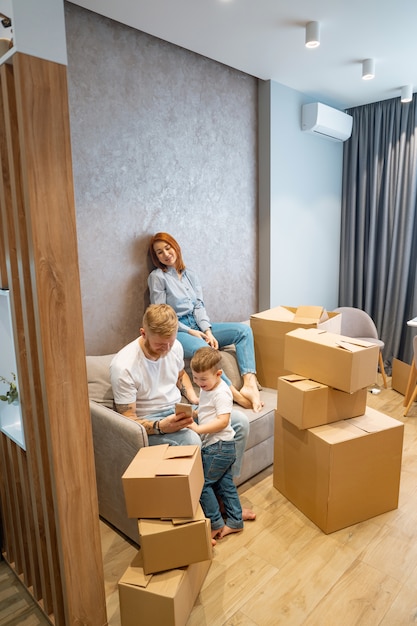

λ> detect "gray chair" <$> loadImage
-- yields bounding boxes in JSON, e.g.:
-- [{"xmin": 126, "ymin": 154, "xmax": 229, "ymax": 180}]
[{"xmin": 334, "ymin": 306, "xmax": 387, "ymax": 388}]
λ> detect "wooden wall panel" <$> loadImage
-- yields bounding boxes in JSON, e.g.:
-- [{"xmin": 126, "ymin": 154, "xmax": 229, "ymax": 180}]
[
  {"xmin": 0, "ymin": 52, "xmax": 107, "ymax": 625},
  {"xmin": 0, "ymin": 58, "xmax": 57, "ymax": 617}
]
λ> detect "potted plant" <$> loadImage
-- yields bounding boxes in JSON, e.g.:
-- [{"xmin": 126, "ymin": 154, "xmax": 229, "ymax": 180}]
[{"xmin": 0, "ymin": 372, "xmax": 18, "ymax": 404}]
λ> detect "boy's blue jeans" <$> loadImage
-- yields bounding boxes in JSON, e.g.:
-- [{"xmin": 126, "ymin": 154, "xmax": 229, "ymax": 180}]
[{"xmin": 200, "ymin": 440, "xmax": 243, "ymax": 531}]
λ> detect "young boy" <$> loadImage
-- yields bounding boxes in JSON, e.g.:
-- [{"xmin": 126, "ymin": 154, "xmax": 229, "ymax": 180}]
[{"xmin": 188, "ymin": 347, "xmax": 244, "ymax": 540}]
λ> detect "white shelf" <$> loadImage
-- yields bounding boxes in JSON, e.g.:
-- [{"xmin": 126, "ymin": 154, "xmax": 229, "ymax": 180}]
[
  {"xmin": 0, "ymin": 401, "xmax": 25, "ymax": 448},
  {"xmin": 0, "ymin": 289, "xmax": 25, "ymax": 450}
]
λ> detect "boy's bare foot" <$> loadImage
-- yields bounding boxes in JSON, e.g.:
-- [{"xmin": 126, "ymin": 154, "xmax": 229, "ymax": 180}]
[
  {"xmin": 211, "ymin": 537, "xmax": 217, "ymax": 546},
  {"xmin": 212, "ymin": 527, "xmax": 222, "ymax": 541},
  {"xmin": 218, "ymin": 525, "xmax": 243, "ymax": 539},
  {"xmin": 242, "ymin": 507, "xmax": 256, "ymax": 521}
]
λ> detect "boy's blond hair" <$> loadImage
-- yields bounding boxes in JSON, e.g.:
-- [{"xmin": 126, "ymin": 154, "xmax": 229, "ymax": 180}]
[
  {"xmin": 142, "ymin": 304, "xmax": 178, "ymax": 336},
  {"xmin": 190, "ymin": 346, "xmax": 222, "ymax": 374}
]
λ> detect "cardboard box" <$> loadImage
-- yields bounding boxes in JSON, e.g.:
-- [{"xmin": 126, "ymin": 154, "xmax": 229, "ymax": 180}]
[
  {"xmin": 250, "ymin": 306, "xmax": 342, "ymax": 388},
  {"xmin": 119, "ymin": 550, "xmax": 211, "ymax": 626},
  {"xmin": 392, "ymin": 358, "xmax": 412, "ymax": 396},
  {"xmin": 273, "ymin": 408, "xmax": 404, "ymax": 533},
  {"xmin": 278, "ymin": 374, "xmax": 367, "ymax": 429},
  {"xmin": 122, "ymin": 444, "xmax": 204, "ymax": 519},
  {"xmin": 138, "ymin": 504, "xmax": 212, "ymax": 574},
  {"xmin": 284, "ymin": 328, "xmax": 379, "ymax": 393}
]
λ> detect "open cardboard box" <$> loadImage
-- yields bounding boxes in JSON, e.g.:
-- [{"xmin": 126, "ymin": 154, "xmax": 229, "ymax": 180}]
[
  {"xmin": 250, "ymin": 305, "xmax": 342, "ymax": 388},
  {"xmin": 273, "ymin": 407, "xmax": 404, "ymax": 533},
  {"xmin": 284, "ymin": 327, "xmax": 379, "ymax": 393},
  {"xmin": 391, "ymin": 357, "xmax": 411, "ymax": 396},
  {"xmin": 122, "ymin": 444, "xmax": 204, "ymax": 519},
  {"xmin": 138, "ymin": 504, "xmax": 212, "ymax": 574},
  {"xmin": 119, "ymin": 550, "xmax": 211, "ymax": 626},
  {"xmin": 278, "ymin": 374, "xmax": 367, "ymax": 429}
]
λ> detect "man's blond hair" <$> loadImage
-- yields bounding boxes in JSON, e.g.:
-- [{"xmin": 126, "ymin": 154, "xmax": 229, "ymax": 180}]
[
  {"xmin": 142, "ymin": 304, "xmax": 178, "ymax": 336},
  {"xmin": 190, "ymin": 346, "xmax": 222, "ymax": 374}
]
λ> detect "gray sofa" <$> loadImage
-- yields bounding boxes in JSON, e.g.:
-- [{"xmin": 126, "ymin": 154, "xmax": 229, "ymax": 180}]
[{"xmin": 86, "ymin": 349, "xmax": 277, "ymax": 544}]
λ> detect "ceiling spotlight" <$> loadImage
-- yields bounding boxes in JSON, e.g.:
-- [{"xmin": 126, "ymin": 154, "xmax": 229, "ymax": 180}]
[
  {"xmin": 362, "ymin": 58, "xmax": 375, "ymax": 80},
  {"xmin": 401, "ymin": 85, "xmax": 413, "ymax": 103},
  {"xmin": 305, "ymin": 21, "xmax": 320, "ymax": 49}
]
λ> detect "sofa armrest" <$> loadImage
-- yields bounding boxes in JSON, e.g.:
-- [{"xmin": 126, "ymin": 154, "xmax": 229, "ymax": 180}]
[
  {"xmin": 90, "ymin": 400, "xmax": 148, "ymax": 447},
  {"xmin": 89, "ymin": 400, "xmax": 148, "ymax": 543}
]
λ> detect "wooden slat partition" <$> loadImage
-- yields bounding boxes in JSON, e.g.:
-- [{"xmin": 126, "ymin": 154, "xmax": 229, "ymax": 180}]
[{"xmin": 0, "ymin": 52, "xmax": 107, "ymax": 625}]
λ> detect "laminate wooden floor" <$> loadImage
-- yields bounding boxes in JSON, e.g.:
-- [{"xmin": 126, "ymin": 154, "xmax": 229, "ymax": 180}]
[
  {"xmin": 0, "ymin": 559, "xmax": 51, "ymax": 625},
  {"xmin": 2, "ymin": 375, "xmax": 417, "ymax": 625},
  {"xmin": 102, "ymin": 375, "xmax": 417, "ymax": 626}
]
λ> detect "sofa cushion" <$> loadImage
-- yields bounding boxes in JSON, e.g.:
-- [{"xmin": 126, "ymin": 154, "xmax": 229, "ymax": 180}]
[
  {"xmin": 220, "ymin": 345, "xmax": 244, "ymax": 389},
  {"xmin": 86, "ymin": 354, "xmax": 115, "ymax": 409}
]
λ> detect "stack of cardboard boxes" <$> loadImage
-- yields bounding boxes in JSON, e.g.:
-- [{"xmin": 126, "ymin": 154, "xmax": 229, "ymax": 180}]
[
  {"xmin": 118, "ymin": 444, "xmax": 212, "ymax": 626},
  {"xmin": 273, "ymin": 326, "xmax": 404, "ymax": 534},
  {"xmin": 250, "ymin": 305, "xmax": 342, "ymax": 387}
]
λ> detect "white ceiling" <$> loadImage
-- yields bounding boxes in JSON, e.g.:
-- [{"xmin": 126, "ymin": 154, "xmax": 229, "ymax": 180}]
[{"xmin": 69, "ymin": 0, "xmax": 417, "ymax": 110}]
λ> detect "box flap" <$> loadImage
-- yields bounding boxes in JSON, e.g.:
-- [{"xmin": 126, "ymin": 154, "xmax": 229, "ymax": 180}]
[
  {"xmin": 164, "ymin": 445, "xmax": 198, "ymax": 460},
  {"xmin": 155, "ymin": 446, "xmax": 199, "ymax": 477},
  {"xmin": 123, "ymin": 445, "xmax": 199, "ymax": 479},
  {"xmin": 335, "ymin": 338, "xmax": 374, "ymax": 351},
  {"xmin": 346, "ymin": 407, "xmax": 404, "ymax": 433},
  {"xmin": 280, "ymin": 375, "xmax": 324, "ymax": 391},
  {"xmin": 157, "ymin": 504, "xmax": 205, "ymax": 526},
  {"xmin": 297, "ymin": 380, "xmax": 325, "ymax": 392},
  {"xmin": 122, "ymin": 444, "xmax": 169, "ymax": 479},
  {"xmin": 311, "ymin": 420, "xmax": 366, "ymax": 443},
  {"xmin": 119, "ymin": 552, "xmax": 152, "ymax": 589},
  {"xmin": 120, "ymin": 551, "xmax": 190, "ymax": 594},
  {"xmin": 290, "ymin": 328, "xmax": 374, "ymax": 352},
  {"xmin": 155, "ymin": 458, "xmax": 195, "ymax": 476},
  {"xmin": 294, "ymin": 305, "xmax": 324, "ymax": 323},
  {"xmin": 280, "ymin": 374, "xmax": 308, "ymax": 383},
  {"xmin": 251, "ymin": 305, "xmax": 295, "ymax": 321},
  {"xmin": 137, "ymin": 444, "xmax": 169, "ymax": 459},
  {"xmin": 170, "ymin": 504, "xmax": 205, "ymax": 525}
]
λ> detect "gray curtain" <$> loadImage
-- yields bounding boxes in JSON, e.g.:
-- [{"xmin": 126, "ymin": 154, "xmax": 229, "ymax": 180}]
[{"xmin": 340, "ymin": 96, "xmax": 417, "ymax": 370}]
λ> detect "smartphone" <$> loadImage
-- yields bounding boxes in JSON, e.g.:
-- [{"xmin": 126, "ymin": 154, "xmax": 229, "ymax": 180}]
[{"xmin": 175, "ymin": 402, "xmax": 193, "ymax": 417}]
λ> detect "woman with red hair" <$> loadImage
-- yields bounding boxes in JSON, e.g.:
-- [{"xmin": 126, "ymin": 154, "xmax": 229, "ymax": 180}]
[{"xmin": 148, "ymin": 232, "xmax": 263, "ymax": 413}]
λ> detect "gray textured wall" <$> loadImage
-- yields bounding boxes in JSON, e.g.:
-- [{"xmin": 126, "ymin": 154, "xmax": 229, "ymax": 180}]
[{"xmin": 65, "ymin": 3, "xmax": 258, "ymax": 355}]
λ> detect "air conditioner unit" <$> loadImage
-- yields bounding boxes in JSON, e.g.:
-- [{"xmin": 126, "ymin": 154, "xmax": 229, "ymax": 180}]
[{"xmin": 301, "ymin": 102, "xmax": 353, "ymax": 142}]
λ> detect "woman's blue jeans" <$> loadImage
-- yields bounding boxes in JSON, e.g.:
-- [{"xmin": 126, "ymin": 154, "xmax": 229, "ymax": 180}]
[
  {"xmin": 200, "ymin": 440, "xmax": 243, "ymax": 531},
  {"xmin": 177, "ymin": 317, "xmax": 257, "ymax": 386}
]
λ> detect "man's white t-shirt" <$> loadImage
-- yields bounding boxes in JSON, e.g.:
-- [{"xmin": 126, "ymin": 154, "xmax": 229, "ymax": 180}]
[
  {"xmin": 110, "ymin": 338, "xmax": 183, "ymax": 417},
  {"xmin": 197, "ymin": 379, "xmax": 235, "ymax": 448}
]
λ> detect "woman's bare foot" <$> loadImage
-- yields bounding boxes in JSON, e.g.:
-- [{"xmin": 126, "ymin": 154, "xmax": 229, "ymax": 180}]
[
  {"xmin": 242, "ymin": 507, "xmax": 256, "ymax": 521},
  {"xmin": 218, "ymin": 525, "xmax": 243, "ymax": 539},
  {"xmin": 240, "ymin": 374, "xmax": 264, "ymax": 412},
  {"xmin": 230, "ymin": 385, "xmax": 252, "ymax": 409}
]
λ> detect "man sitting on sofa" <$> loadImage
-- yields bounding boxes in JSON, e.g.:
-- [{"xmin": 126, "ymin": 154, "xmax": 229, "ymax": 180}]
[{"xmin": 110, "ymin": 303, "xmax": 255, "ymax": 519}]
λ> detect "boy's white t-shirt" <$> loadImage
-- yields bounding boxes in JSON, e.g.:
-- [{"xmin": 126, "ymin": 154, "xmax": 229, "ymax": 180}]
[
  {"xmin": 197, "ymin": 379, "xmax": 235, "ymax": 448},
  {"xmin": 110, "ymin": 338, "xmax": 183, "ymax": 416}
]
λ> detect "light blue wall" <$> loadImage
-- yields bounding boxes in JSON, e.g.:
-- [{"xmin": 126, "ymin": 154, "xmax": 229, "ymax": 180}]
[{"xmin": 259, "ymin": 80, "xmax": 343, "ymax": 312}]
